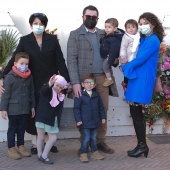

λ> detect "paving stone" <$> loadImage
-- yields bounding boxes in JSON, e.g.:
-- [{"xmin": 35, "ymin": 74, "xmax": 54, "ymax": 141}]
[{"xmin": 0, "ymin": 136, "xmax": 170, "ymax": 170}]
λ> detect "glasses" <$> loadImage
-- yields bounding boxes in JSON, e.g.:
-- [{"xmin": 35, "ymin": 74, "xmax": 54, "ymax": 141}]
[
  {"xmin": 84, "ymin": 81, "xmax": 95, "ymax": 85},
  {"xmin": 85, "ymin": 15, "xmax": 98, "ymax": 21},
  {"xmin": 33, "ymin": 13, "xmax": 46, "ymax": 17}
]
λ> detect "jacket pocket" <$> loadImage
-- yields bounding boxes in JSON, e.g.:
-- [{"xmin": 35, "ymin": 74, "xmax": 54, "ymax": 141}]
[{"xmin": 8, "ymin": 99, "xmax": 19, "ymax": 113}]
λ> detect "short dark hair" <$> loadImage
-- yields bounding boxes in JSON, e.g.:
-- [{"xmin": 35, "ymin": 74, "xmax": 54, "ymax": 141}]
[
  {"xmin": 105, "ymin": 18, "xmax": 118, "ymax": 27},
  {"xmin": 125, "ymin": 19, "xmax": 138, "ymax": 29},
  {"xmin": 29, "ymin": 13, "xmax": 48, "ymax": 27},
  {"xmin": 83, "ymin": 5, "xmax": 99, "ymax": 16},
  {"xmin": 82, "ymin": 74, "xmax": 96, "ymax": 83},
  {"xmin": 15, "ymin": 52, "xmax": 29, "ymax": 62}
]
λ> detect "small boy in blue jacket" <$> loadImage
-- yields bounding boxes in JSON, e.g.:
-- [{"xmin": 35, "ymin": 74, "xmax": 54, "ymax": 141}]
[
  {"xmin": 74, "ymin": 74, "xmax": 106, "ymax": 163},
  {"xmin": 100, "ymin": 18, "xmax": 124, "ymax": 86}
]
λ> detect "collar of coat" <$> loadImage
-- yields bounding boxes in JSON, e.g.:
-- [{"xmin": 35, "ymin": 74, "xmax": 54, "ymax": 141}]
[
  {"xmin": 28, "ymin": 32, "xmax": 52, "ymax": 42},
  {"xmin": 79, "ymin": 24, "xmax": 104, "ymax": 36},
  {"xmin": 82, "ymin": 89, "xmax": 99, "ymax": 98}
]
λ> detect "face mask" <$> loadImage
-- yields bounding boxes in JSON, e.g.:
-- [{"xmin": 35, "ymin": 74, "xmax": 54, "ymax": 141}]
[
  {"xmin": 18, "ymin": 65, "xmax": 28, "ymax": 73},
  {"xmin": 32, "ymin": 25, "xmax": 44, "ymax": 35},
  {"xmin": 84, "ymin": 18, "xmax": 97, "ymax": 29},
  {"xmin": 139, "ymin": 24, "xmax": 152, "ymax": 35}
]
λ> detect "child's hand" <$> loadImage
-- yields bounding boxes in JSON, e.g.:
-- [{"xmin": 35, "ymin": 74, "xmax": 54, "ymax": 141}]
[
  {"xmin": 77, "ymin": 121, "xmax": 82, "ymax": 126},
  {"xmin": 2, "ymin": 111, "xmax": 8, "ymax": 120},
  {"xmin": 31, "ymin": 108, "xmax": 35, "ymax": 118},
  {"xmin": 121, "ymin": 58, "xmax": 128, "ymax": 64},
  {"xmin": 102, "ymin": 119, "xmax": 106, "ymax": 124},
  {"xmin": 49, "ymin": 74, "xmax": 57, "ymax": 86},
  {"xmin": 119, "ymin": 67, "xmax": 123, "ymax": 72}
]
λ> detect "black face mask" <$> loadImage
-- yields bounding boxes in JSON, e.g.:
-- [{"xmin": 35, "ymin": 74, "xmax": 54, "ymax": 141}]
[{"xmin": 84, "ymin": 18, "xmax": 97, "ymax": 29}]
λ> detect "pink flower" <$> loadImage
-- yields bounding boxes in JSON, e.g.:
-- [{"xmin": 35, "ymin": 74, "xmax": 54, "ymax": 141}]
[
  {"xmin": 165, "ymin": 94, "xmax": 170, "ymax": 99},
  {"xmin": 165, "ymin": 57, "xmax": 170, "ymax": 62}
]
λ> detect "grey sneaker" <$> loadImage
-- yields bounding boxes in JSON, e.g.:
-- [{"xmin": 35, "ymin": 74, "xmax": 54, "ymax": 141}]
[{"xmin": 39, "ymin": 155, "xmax": 54, "ymax": 164}]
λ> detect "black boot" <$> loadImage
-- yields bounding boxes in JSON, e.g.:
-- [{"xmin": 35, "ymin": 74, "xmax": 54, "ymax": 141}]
[
  {"xmin": 128, "ymin": 121, "xmax": 149, "ymax": 158},
  {"xmin": 127, "ymin": 123, "xmax": 140, "ymax": 155},
  {"xmin": 128, "ymin": 142, "xmax": 149, "ymax": 158}
]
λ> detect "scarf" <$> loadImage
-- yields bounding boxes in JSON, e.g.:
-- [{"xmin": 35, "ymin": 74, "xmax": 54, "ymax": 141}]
[
  {"xmin": 49, "ymin": 90, "xmax": 65, "ymax": 107},
  {"xmin": 126, "ymin": 32, "xmax": 140, "ymax": 52},
  {"xmin": 49, "ymin": 75, "xmax": 67, "ymax": 107},
  {"xmin": 12, "ymin": 66, "xmax": 31, "ymax": 79}
]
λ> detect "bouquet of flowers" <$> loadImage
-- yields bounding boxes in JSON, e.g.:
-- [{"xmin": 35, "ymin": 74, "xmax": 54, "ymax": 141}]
[{"xmin": 143, "ymin": 43, "xmax": 170, "ymax": 132}]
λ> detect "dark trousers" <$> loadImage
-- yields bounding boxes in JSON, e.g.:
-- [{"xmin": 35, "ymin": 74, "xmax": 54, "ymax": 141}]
[
  {"xmin": 7, "ymin": 114, "xmax": 28, "ymax": 148},
  {"xmin": 80, "ymin": 128, "xmax": 98, "ymax": 153},
  {"xmin": 129, "ymin": 105, "xmax": 146, "ymax": 143}
]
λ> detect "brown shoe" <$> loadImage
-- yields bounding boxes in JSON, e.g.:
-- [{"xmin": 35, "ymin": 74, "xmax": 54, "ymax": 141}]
[
  {"xmin": 17, "ymin": 145, "xmax": 31, "ymax": 157},
  {"xmin": 103, "ymin": 79, "xmax": 114, "ymax": 86},
  {"xmin": 7, "ymin": 147, "xmax": 22, "ymax": 160},
  {"xmin": 80, "ymin": 153, "xmax": 89, "ymax": 163},
  {"xmin": 91, "ymin": 151, "xmax": 104, "ymax": 160},
  {"xmin": 97, "ymin": 142, "xmax": 114, "ymax": 154}
]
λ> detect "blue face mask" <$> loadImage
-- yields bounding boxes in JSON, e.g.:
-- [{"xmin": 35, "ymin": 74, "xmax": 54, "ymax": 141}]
[
  {"xmin": 32, "ymin": 25, "xmax": 45, "ymax": 35},
  {"xmin": 18, "ymin": 65, "xmax": 28, "ymax": 73},
  {"xmin": 139, "ymin": 24, "xmax": 152, "ymax": 35}
]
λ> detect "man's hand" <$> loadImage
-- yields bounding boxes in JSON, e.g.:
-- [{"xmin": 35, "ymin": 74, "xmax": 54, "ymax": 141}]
[
  {"xmin": 0, "ymin": 78, "xmax": 5, "ymax": 94},
  {"xmin": 2, "ymin": 111, "xmax": 8, "ymax": 120},
  {"xmin": 73, "ymin": 84, "xmax": 82, "ymax": 98}
]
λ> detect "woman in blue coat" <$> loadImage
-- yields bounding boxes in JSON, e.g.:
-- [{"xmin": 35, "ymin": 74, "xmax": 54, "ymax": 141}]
[{"xmin": 121, "ymin": 12, "xmax": 165, "ymax": 158}]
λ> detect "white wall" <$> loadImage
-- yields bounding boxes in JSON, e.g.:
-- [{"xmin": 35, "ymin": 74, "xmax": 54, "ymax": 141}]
[{"xmin": 1, "ymin": 0, "xmax": 170, "ymax": 141}]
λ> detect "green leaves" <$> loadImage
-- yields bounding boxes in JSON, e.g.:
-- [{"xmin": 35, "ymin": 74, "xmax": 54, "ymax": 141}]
[{"xmin": 0, "ymin": 28, "xmax": 19, "ymax": 66}]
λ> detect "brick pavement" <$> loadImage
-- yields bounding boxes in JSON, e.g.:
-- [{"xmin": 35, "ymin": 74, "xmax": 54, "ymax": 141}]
[{"xmin": 0, "ymin": 136, "xmax": 170, "ymax": 170}]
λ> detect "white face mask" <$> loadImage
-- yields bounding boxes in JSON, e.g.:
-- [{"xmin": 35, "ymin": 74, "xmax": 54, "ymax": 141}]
[
  {"xmin": 139, "ymin": 24, "xmax": 152, "ymax": 35},
  {"xmin": 32, "ymin": 25, "xmax": 44, "ymax": 35}
]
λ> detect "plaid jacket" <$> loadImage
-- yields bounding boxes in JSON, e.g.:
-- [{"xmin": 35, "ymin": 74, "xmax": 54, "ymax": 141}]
[{"xmin": 67, "ymin": 24, "xmax": 118, "ymax": 97}]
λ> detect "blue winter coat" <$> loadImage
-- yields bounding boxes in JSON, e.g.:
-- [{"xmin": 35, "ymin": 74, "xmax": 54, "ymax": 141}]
[
  {"xmin": 121, "ymin": 34, "xmax": 160, "ymax": 104},
  {"xmin": 100, "ymin": 28, "xmax": 124, "ymax": 65},
  {"xmin": 73, "ymin": 90, "xmax": 106, "ymax": 129}
]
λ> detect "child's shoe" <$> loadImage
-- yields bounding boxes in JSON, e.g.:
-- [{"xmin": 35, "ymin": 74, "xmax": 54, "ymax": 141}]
[
  {"xmin": 39, "ymin": 155, "xmax": 54, "ymax": 164},
  {"xmin": 103, "ymin": 79, "xmax": 114, "ymax": 86},
  {"xmin": 17, "ymin": 145, "xmax": 31, "ymax": 157},
  {"xmin": 7, "ymin": 147, "xmax": 22, "ymax": 160},
  {"xmin": 91, "ymin": 151, "xmax": 104, "ymax": 160},
  {"xmin": 80, "ymin": 153, "xmax": 89, "ymax": 163}
]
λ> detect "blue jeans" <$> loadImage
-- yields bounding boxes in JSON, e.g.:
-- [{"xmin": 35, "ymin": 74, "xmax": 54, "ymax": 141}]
[
  {"xmin": 80, "ymin": 128, "xmax": 98, "ymax": 153},
  {"xmin": 7, "ymin": 114, "xmax": 28, "ymax": 148}
]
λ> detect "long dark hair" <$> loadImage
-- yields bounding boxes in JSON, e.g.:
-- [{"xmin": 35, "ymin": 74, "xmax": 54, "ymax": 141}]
[{"xmin": 138, "ymin": 12, "xmax": 165, "ymax": 42}]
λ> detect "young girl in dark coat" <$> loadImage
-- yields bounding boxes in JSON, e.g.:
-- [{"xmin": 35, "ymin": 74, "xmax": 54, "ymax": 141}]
[{"xmin": 35, "ymin": 75, "xmax": 67, "ymax": 164}]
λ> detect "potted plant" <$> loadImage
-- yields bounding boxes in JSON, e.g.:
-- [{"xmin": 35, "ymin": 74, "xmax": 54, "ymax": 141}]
[{"xmin": 0, "ymin": 28, "xmax": 19, "ymax": 76}]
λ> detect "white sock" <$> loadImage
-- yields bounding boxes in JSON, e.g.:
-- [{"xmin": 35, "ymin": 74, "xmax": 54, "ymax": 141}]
[
  {"xmin": 107, "ymin": 77, "xmax": 112, "ymax": 80},
  {"xmin": 36, "ymin": 128, "xmax": 45, "ymax": 158},
  {"xmin": 42, "ymin": 134, "xmax": 57, "ymax": 159}
]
